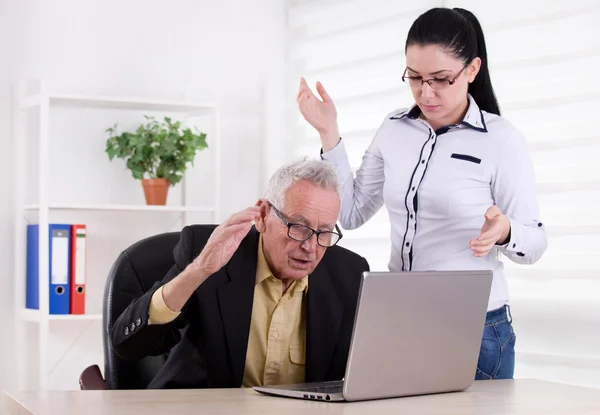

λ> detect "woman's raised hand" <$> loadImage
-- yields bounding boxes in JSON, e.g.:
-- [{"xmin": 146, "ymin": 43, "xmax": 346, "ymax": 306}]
[{"xmin": 297, "ymin": 77, "xmax": 340, "ymax": 152}]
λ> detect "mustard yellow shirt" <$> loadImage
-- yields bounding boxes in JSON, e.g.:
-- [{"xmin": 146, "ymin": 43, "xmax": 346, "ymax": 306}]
[{"xmin": 148, "ymin": 234, "xmax": 308, "ymax": 388}]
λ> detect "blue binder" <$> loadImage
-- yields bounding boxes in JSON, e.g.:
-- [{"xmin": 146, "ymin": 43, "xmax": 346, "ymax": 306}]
[{"xmin": 26, "ymin": 224, "xmax": 72, "ymax": 314}]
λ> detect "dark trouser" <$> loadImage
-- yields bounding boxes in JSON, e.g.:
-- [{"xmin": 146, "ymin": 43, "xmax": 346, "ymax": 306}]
[{"xmin": 475, "ymin": 305, "xmax": 516, "ymax": 380}]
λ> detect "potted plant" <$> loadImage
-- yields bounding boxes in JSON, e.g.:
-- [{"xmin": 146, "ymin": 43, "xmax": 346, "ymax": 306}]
[{"xmin": 105, "ymin": 115, "xmax": 208, "ymax": 205}]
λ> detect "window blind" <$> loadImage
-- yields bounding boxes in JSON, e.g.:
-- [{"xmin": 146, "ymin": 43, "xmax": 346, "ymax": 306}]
[{"xmin": 287, "ymin": 0, "xmax": 600, "ymax": 388}]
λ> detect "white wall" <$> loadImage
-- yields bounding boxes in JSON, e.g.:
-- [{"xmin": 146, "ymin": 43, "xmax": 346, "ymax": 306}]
[
  {"xmin": 1, "ymin": 0, "xmax": 288, "ymax": 394},
  {"xmin": 0, "ymin": 0, "xmax": 18, "ymax": 400}
]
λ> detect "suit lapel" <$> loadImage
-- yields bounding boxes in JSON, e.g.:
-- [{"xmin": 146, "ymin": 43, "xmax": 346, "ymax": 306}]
[
  {"xmin": 217, "ymin": 227, "xmax": 259, "ymax": 387},
  {"xmin": 305, "ymin": 264, "xmax": 343, "ymax": 382}
]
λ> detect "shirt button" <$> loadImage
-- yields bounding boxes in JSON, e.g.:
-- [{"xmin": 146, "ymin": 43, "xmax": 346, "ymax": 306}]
[
  {"xmin": 421, "ymin": 160, "xmax": 425, "ymax": 164},
  {"xmin": 410, "ymin": 214, "xmax": 414, "ymax": 219},
  {"xmin": 411, "ymin": 187, "xmax": 415, "ymax": 191},
  {"xmin": 269, "ymin": 362, "xmax": 275, "ymax": 368},
  {"xmin": 405, "ymin": 242, "xmax": 410, "ymax": 247},
  {"xmin": 273, "ymin": 332, "xmax": 279, "ymax": 338}
]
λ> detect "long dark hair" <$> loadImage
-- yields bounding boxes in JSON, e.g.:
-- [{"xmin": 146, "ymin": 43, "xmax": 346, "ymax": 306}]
[{"xmin": 405, "ymin": 7, "xmax": 500, "ymax": 116}]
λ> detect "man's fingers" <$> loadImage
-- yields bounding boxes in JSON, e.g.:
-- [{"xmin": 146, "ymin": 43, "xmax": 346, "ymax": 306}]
[
  {"xmin": 218, "ymin": 222, "xmax": 254, "ymax": 240},
  {"xmin": 231, "ymin": 225, "xmax": 252, "ymax": 245},
  {"xmin": 224, "ymin": 212, "xmax": 260, "ymax": 228},
  {"xmin": 222, "ymin": 207, "xmax": 261, "ymax": 227}
]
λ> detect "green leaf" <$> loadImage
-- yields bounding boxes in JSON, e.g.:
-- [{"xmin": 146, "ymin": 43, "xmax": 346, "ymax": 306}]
[{"xmin": 104, "ymin": 115, "xmax": 209, "ymax": 186}]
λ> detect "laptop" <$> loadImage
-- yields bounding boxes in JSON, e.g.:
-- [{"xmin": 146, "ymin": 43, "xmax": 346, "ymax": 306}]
[{"xmin": 253, "ymin": 270, "xmax": 493, "ymax": 402}]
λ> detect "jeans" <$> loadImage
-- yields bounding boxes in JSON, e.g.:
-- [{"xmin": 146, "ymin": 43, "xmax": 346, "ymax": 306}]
[{"xmin": 475, "ymin": 305, "xmax": 516, "ymax": 380}]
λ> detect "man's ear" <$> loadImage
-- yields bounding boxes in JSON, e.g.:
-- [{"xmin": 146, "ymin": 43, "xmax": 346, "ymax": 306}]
[{"xmin": 254, "ymin": 199, "xmax": 269, "ymax": 232}]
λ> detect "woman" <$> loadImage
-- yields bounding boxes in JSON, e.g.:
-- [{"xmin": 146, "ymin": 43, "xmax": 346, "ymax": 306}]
[{"xmin": 297, "ymin": 7, "xmax": 548, "ymax": 380}]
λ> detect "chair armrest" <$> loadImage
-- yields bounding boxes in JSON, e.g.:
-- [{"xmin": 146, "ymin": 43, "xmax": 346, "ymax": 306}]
[{"xmin": 79, "ymin": 364, "xmax": 107, "ymax": 390}]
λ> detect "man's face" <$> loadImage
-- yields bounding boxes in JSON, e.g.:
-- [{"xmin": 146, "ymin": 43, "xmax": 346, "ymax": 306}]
[{"xmin": 258, "ymin": 180, "xmax": 340, "ymax": 280}]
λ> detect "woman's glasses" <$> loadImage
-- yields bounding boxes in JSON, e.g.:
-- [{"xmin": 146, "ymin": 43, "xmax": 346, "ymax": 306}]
[{"xmin": 402, "ymin": 66, "xmax": 467, "ymax": 90}]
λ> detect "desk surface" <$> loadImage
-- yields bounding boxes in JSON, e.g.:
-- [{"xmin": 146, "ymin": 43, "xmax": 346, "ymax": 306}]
[{"xmin": 4, "ymin": 379, "xmax": 600, "ymax": 415}]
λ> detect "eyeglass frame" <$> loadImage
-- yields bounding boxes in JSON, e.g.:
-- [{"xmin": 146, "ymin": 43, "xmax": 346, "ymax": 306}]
[
  {"xmin": 401, "ymin": 65, "xmax": 468, "ymax": 89},
  {"xmin": 266, "ymin": 200, "xmax": 343, "ymax": 247}
]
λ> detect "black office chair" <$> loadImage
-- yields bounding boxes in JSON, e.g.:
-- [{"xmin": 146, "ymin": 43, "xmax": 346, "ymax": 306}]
[{"xmin": 79, "ymin": 231, "xmax": 182, "ymax": 390}]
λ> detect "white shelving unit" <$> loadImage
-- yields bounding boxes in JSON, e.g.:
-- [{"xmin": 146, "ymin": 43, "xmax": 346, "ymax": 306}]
[
  {"xmin": 12, "ymin": 80, "xmax": 221, "ymax": 392},
  {"xmin": 23, "ymin": 204, "xmax": 218, "ymax": 213},
  {"xmin": 20, "ymin": 309, "xmax": 103, "ymax": 323}
]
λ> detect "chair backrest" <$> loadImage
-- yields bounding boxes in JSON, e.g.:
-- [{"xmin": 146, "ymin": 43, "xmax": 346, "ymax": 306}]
[{"xmin": 102, "ymin": 231, "xmax": 181, "ymax": 389}]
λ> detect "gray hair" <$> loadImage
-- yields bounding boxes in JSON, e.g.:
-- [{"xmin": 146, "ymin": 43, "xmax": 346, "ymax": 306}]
[{"xmin": 264, "ymin": 157, "xmax": 341, "ymax": 210}]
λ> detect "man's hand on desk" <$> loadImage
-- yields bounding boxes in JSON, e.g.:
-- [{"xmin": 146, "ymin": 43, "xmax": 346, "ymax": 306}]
[{"xmin": 161, "ymin": 206, "xmax": 261, "ymax": 312}]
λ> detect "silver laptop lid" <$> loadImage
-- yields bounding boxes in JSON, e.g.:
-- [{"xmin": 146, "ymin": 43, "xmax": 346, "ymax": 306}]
[{"xmin": 342, "ymin": 270, "xmax": 493, "ymax": 401}]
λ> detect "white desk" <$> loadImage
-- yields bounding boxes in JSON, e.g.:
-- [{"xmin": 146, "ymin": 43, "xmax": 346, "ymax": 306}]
[{"xmin": 4, "ymin": 379, "xmax": 600, "ymax": 415}]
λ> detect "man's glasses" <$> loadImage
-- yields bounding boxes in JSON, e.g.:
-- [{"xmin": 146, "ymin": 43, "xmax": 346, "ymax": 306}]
[
  {"xmin": 401, "ymin": 65, "xmax": 467, "ymax": 90},
  {"xmin": 267, "ymin": 201, "xmax": 343, "ymax": 247}
]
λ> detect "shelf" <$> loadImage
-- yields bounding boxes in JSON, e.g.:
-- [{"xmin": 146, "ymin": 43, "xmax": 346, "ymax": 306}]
[
  {"xmin": 23, "ymin": 204, "xmax": 217, "ymax": 213},
  {"xmin": 20, "ymin": 93, "xmax": 216, "ymax": 113},
  {"xmin": 21, "ymin": 309, "xmax": 102, "ymax": 323}
]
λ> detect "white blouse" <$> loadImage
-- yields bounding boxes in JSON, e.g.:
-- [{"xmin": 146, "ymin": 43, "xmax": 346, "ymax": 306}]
[{"xmin": 321, "ymin": 94, "xmax": 548, "ymax": 311}]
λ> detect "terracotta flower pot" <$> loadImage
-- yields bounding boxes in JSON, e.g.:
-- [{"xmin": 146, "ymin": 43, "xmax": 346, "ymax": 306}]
[{"xmin": 141, "ymin": 178, "xmax": 170, "ymax": 205}]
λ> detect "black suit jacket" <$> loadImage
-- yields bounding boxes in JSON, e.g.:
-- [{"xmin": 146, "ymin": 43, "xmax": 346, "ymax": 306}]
[{"xmin": 110, "ymin": 225, "xmax": 370, "ymax": 389}]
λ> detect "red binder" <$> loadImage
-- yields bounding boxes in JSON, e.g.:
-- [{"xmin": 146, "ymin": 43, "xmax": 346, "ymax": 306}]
[{"xmin": 70, "ymin": 224, "xmax": 86, "ymax": 314}]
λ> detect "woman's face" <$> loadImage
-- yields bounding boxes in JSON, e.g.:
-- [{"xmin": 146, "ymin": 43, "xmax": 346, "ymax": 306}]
[{"xmin": 404, "ymin": 44, "xmax": 480, "ymax": 129}]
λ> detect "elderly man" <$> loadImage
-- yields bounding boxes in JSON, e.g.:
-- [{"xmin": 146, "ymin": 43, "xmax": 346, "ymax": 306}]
[{"xmin": 111, "ymin": 159, "xmax": 370, "ymax": 389}]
